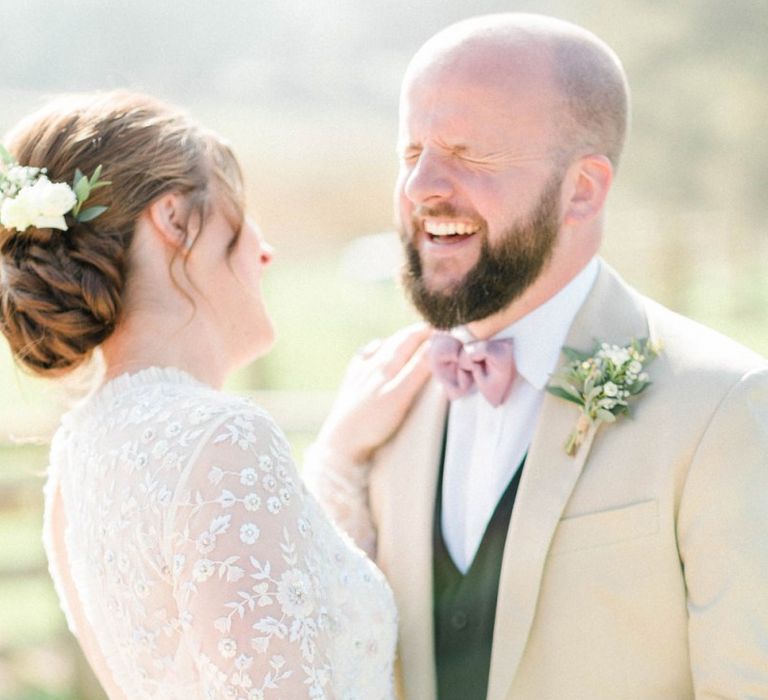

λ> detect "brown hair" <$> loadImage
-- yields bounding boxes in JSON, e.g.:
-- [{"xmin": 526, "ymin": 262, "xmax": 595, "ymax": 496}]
[{"xmin": 0, "ymin": 91, "xmax": 243, "ymax": 377}]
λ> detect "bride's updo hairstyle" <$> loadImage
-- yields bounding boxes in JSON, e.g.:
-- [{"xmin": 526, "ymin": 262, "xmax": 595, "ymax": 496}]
[{"xmin": 0, "ymin": 91, "xmax": 243, "ymax": 377}]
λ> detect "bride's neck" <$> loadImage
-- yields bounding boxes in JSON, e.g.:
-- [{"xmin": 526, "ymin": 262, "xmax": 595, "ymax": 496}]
[{"xmin": 100, "ymin": 310, "xmax": 231, "ymax": 389}]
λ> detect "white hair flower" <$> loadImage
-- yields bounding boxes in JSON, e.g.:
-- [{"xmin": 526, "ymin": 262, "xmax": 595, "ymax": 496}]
[
  {"xmin": 0, "ymin": 144, "xmax": 110, "ymax": 234},
  {"xmin": 0, "ymin": 177, "xmax": 76, "ymax": 232}
]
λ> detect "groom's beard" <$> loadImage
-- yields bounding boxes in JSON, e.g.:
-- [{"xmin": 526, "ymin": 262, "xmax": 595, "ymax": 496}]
[{"xmin": 399, "ymin": 173, "xmax": 562, "ymax": 330}]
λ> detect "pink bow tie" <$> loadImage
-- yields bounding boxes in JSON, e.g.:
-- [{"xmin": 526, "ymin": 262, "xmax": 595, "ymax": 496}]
[{"xmin": 429, "ymin": 333, "xmax": 517, "ymax": 407}]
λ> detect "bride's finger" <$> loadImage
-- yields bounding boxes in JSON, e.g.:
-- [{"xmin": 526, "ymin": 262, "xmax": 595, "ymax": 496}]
[
  {"xmin": 379, "ymin": 323, "xmax": 432, "ymax": 374},
  {"xmin": 384, "ymin": 338, "xmax": 433, "ymax": 398},
  {"xmin": 356, "ymin": 338, "xmax": 383, "ymax": 360}
]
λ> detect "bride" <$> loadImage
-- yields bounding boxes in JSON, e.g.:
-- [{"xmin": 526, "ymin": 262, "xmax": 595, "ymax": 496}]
[{"xmin": 0, "ymin": 91, "xmax": 430, "ymax": 699}]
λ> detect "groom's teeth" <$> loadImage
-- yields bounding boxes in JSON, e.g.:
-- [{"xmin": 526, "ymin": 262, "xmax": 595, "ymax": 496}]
[{"xmin": 424, "ymin": 221, "xmax": 479, "ymax": 236}]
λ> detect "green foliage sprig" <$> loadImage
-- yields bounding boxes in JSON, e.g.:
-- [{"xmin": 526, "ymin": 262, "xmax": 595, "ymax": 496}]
[{"xmin": 71, "ymin": 166, "xmax": 111, "ymax": 223}]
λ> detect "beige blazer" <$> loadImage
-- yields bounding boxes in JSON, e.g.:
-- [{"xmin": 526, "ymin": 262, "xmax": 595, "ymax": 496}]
[{"xmin": 367, "ymin": 261, "xmax": 768, "ymax": 700}]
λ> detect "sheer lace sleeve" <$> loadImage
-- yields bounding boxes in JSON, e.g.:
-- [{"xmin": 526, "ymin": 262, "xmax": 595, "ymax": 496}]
[
  {"xmin": 303, "ymin": 442, "xmax": 377, "ymax": 559},
  {"xmin": 167, "ymin": 405, "xmax": 335, "ymax": 698}
]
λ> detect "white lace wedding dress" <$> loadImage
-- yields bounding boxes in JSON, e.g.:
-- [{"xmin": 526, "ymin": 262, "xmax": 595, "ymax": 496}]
[{"xmin": 42, "ymin": 368, "xmax": 397, "ymax": 700}]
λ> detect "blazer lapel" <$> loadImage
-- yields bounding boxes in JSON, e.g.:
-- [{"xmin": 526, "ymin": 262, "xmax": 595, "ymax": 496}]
[
  {"xmin": 487, "ymin": 261, "xmax": 651, "ymax": 700},
  {"xmin": 372, "ymin": 379, "xmax": 447, "ymax": 700}
]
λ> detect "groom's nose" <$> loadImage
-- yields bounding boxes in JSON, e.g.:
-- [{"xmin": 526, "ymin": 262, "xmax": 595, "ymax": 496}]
[{"xmin": 402, "ymin": 149, "xmax": 455, "ymax": 206}]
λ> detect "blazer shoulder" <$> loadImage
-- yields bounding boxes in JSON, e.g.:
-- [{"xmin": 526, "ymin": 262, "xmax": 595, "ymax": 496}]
[
  {"xmin": 570, "ymin": 262, "xmax": 766, "ymax": 387},
  {"xmin": 643, "ymin": 296, "xmax": 768, "ymax": 379}
]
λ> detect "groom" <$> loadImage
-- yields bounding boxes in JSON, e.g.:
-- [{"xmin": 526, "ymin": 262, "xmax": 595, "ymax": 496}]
[{"xmin": 310, "ymin": 13, "xmax": 768, "ymax": 699}]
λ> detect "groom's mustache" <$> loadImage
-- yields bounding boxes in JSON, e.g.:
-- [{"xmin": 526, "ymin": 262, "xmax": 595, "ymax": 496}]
[{"xmin": 411, "ymin": 203, "xmax": 482, "ymax": 222}]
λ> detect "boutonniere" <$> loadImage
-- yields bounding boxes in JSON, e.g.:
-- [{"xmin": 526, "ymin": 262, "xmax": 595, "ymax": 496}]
[{"xmin": 546, "ymin": 338, "xmax": 661, "ymax": 456}]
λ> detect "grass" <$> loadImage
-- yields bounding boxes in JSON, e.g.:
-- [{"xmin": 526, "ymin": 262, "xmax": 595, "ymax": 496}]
[
  {"xmin": 0, "ymin": 577, "xmax": 63, "ymax": 647},
  {"xmin": 247, "ymin": 251, "xmax": 416, "ymax": 391},
  {"xmin": 0, "ymin": 506, "xmax": 46, "ymax": 571},
  {"xmin": 0, "ymin": 446, "xmax": 49, "ymax": 484}
]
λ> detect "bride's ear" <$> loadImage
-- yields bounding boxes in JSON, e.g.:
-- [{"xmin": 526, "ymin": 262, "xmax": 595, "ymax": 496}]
[{"xmin": 145, "ymin": 192, "xmax": 193, "ymax": 251}]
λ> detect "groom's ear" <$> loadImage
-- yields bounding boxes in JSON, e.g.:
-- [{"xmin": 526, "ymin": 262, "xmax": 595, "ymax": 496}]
[
  {"xmin": 561, "ymin": 154, "xmax": 613, "ymax": 227},
  {"xmin": 145, "ymin": 192, "xmax": 194, "ymax": 251}
]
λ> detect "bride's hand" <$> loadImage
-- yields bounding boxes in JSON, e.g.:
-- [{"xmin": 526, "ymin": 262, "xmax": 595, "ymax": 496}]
[{"xmin": 315, "ymin": 323, "xmax": 433, "ymax": 464}]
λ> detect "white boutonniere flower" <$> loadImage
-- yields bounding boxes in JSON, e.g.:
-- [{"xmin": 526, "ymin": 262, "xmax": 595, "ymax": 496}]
[{"xmin": 546, "ymin": 338, "xmax": 661, "ymax": 456}]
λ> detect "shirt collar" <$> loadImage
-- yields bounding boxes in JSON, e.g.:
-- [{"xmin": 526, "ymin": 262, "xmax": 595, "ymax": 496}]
[{"xmin": 455, "ymin": 257, "xmax": 599, "ymax": 391}]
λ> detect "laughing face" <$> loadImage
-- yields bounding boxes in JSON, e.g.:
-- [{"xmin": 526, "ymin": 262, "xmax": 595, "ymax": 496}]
[
  {"xmin": 395, "ymin": 48, "xmax": 567, "ymax": 329},
  {"xmin": 400, "ymin": 175, "xmax": 562, "ymax": 329}
]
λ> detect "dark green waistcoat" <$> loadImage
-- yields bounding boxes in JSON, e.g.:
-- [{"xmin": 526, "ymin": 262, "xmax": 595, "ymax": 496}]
[{"xmin": 433, "ymin": 455, "xmax": 524, "ymax": 700}]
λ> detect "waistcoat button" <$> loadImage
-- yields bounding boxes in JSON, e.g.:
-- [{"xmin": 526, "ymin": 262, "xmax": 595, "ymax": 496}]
[{"xmin": 450, "ymin": 609, "xmax": 468, "ymax": 630}]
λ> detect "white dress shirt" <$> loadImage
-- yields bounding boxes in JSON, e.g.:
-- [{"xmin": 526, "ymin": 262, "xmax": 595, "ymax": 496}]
[{"xmin": 441, "ymin": 258, "xmax": 599, "ymax": 573}]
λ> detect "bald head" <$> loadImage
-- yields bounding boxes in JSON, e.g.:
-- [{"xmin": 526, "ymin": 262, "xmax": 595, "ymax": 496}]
[{"xmin": 403, "ymin": 13, "xmax": 630, "ymax": 167}]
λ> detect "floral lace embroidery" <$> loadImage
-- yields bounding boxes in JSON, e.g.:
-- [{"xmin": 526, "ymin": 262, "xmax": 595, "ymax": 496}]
[{"xmin": 43, "ymin": 368, "xmax": 396, "ymax": 699}]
